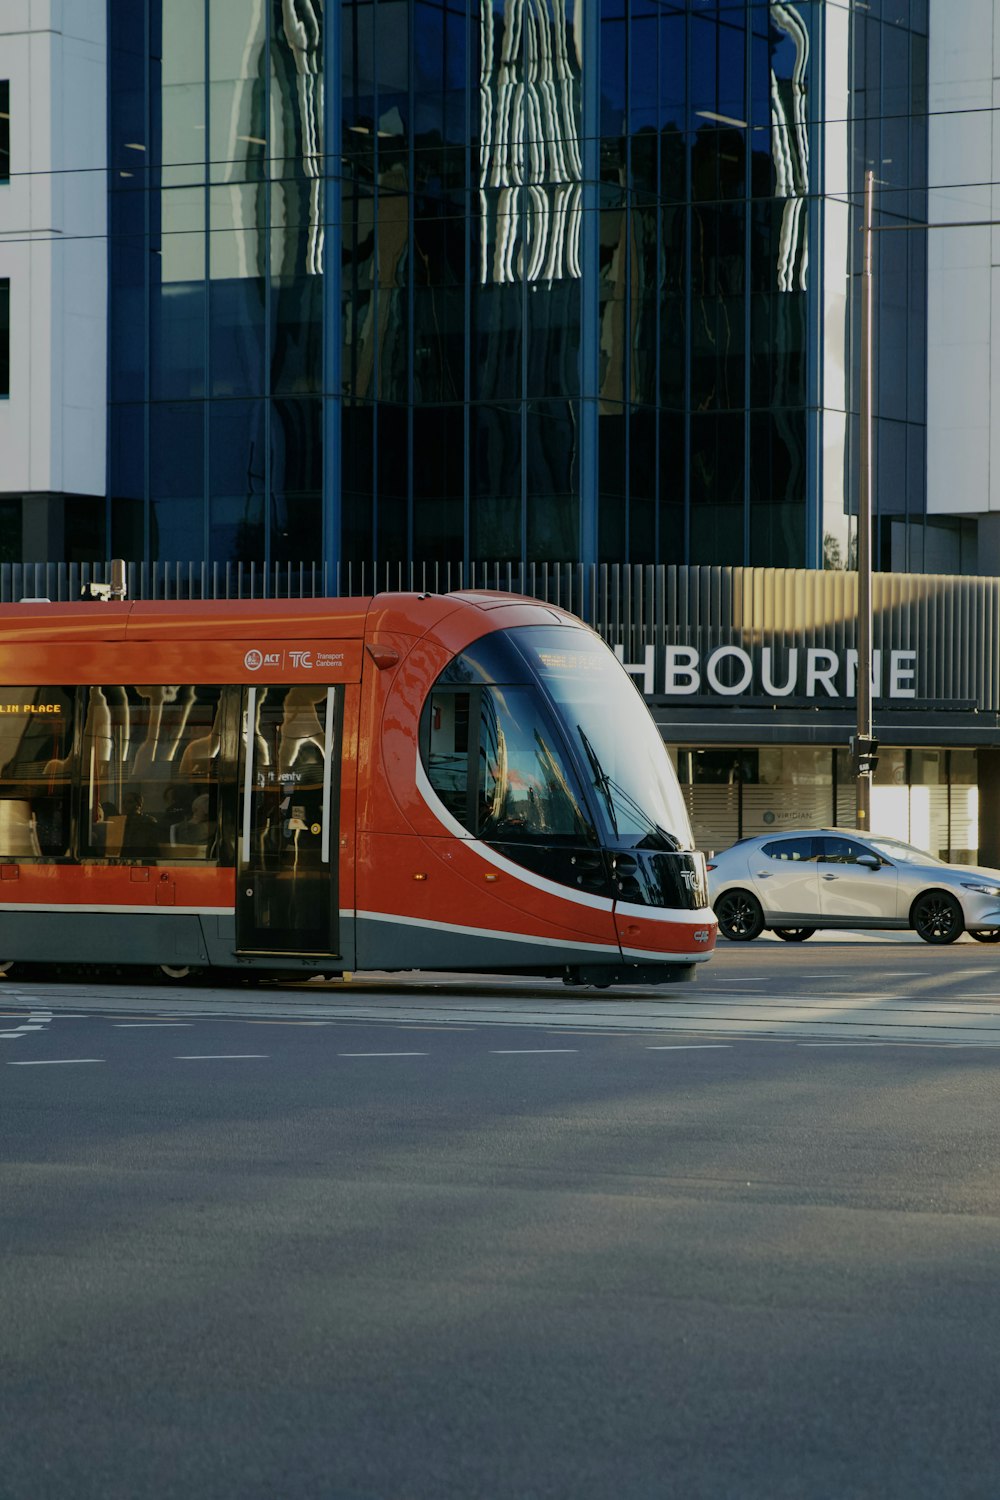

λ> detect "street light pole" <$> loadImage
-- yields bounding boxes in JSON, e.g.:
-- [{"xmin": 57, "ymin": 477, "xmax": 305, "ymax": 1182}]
[{"xmin": 855, "ymin": 168, "xmax": 875, "ymax": 830}]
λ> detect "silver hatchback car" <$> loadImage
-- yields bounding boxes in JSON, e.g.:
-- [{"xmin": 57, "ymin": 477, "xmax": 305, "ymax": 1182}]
[{"xmin": 707, "ymin": 829, "xmax": 1000, "ymax": 945}]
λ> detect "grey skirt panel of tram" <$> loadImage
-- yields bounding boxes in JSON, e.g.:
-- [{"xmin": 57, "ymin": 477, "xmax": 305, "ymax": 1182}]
[
  {"xmin": 0, "ymin": 910, "xmax": 210, "ymax": 966},
  {"xmin": 354, "ymin": 911, "xmax": 621, "ymax": 976}
]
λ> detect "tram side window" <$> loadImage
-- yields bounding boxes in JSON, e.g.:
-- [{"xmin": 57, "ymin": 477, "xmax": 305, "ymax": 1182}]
[
  {"xmin": 423, "ymin": 685, "xmax": 593, "ymax": 843},
  {"xmin": 0, "ymin": 688, "xmax": 76, "ymax": 859},
  {"xmin": 81, "ymin": 685, "xmax": 227, "ymax": 863},
  {"xmin": 425, "ymin": 691, "xmax": 473, "ymax": 825}
]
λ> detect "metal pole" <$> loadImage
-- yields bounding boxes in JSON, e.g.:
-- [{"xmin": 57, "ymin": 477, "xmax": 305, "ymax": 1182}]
[{"xmin": 856, "ymin": 169, "xmax": 874, "ymax": 829}]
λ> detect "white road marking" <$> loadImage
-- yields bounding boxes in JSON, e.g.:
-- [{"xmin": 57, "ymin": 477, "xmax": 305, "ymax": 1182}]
[
  {"xmin": 799, "ymin": 1042, "xmax": 890, "ymax": 1047},
  {"xmin": 491, "ymin": 1049, "xmax": 578, "ymax": 1054},
  {"xmin": 115, "ymin": 1023, "xmax": 192, "ymax": 1028},
  {"xmin": 802, "ymin": 972, "xmax": 929, "ymax": 980},
  {"xmin": 646, "ymin": 1044, "xmax": 732, "ymax": 1051},
  {"xmin": 545, "ymin": 1030, "xmax": 639, "ymax": 1036},
  {"xmin": 175, "ymin": 1054, "xmax": 268, "ymax": 1060},
  {"xmin": 338, "ymin": 1051, "xmax": 428, "ymax": 1057},
  {"xmin": 7, "ymin": 1058, "xmax": 104, "ymax": 1066}
]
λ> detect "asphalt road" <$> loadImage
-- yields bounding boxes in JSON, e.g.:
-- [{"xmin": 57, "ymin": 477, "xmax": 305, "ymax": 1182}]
[{"xmin": 2, "ymin": 945, "xmax": 1000, "ymax": 1499}]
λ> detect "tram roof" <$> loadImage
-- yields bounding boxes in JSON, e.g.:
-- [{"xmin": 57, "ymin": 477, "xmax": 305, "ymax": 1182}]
[{"xmin": 0, "ymin": 591, "xmax": 571, "ymax": 644}]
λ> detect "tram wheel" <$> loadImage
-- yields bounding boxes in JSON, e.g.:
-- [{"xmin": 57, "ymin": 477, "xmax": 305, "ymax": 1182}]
[
  {"xmin": 156, "ymin": 963, "xmax": 199, "ymax": 981},
  {"xmin": 968, "ymin": 928, "xmax": 1000, "ymax": 943},
  {"xmin": 715, "ymin": 889, "xmax": 765, "ymax": 942},
  {"xmin": 771, "ymin": 927, "xmax": 816, "ymax": 942}
]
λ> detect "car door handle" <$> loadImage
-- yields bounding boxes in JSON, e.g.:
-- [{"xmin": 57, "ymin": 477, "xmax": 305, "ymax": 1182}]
[
  {"xmin": 754, "ymin": 870, "xmax": 772, "ymax": 878},
  {"xmin": 821, "ymin": 873, "xmax": 838, "ymax": 880}
]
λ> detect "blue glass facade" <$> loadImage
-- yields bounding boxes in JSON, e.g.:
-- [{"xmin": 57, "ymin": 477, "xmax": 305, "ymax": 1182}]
[
  {"xmin": 847, "ymin": 0, "xmax": 929, "ymax": 571},
  {"xmin": 104, "ymin": 1, "xmax": 914, "ymax": 574}
]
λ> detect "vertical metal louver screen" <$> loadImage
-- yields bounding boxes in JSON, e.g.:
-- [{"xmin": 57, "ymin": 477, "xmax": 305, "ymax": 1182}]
[{"xmin": 3, "ymin": 564, "xmax": 998, "ymax": 713}]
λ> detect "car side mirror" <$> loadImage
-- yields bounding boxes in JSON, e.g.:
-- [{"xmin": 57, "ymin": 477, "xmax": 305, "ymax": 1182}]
[{"xmin": 856, "ymin": 853, "xmax": 880, "ymax": 870}]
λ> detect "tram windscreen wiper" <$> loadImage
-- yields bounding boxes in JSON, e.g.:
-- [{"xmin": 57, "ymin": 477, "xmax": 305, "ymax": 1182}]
[
  {"xmin": 577, "ymin": 726, "xmax": 618, "ymax": 837},
  {"xmin": 576, "ymin": 725, "xmax": 681, "ymax": 851}
]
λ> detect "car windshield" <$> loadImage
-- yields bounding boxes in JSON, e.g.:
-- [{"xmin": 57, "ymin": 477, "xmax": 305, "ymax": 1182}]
[
  {"xmin": 866, "ymin": 836, "xmax": 945, "ymax": 866},
  {"xmin": 510, "ymin": 626, "xmax": 695, "ymax": 852}
]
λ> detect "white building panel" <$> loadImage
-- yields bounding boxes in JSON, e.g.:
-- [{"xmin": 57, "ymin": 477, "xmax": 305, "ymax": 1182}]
[
  {"xmin": 927, "ymin": 0, "xmax": 997, "ymax": 520},
  {"xmin": 0, "ymin": 1, "xmax": 107, "ymax": 501}
]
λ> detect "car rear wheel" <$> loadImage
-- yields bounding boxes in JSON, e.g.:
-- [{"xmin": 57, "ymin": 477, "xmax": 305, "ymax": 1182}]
[
  {"xmin": 771, "ymin": 928, "xmax": 816, "ymax": 942},
  {"xmin": 911, "ymin": 890, "xmax": 963, "ymax": 944},
  {"xmin": 715, "ymin": 889, "xmax": 765, "ymax": 942},
  {"xmin": 968, "ymin": 929, "xmax": 1000, "ymax": 943}
]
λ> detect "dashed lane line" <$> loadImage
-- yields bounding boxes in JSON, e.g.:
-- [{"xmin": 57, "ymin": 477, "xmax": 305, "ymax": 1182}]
[
  {"xmin": 490, "ymin": 1049, "xmax": 578, "ymax": 1055},
  {"xmin": 7, "ymin": 1058, "xmax": 105, "ymax": 1066},
  {"xmin": 646, "ymin": 1044, "xmax": 733, "ymax": 1051},
  {"xmin": 337, "ymin": 1051, "xmax": 428, "ymax": 1057},
  {"xmin": 175, "ymin": 1054, "xmax": 269, "ymax": 1061}
]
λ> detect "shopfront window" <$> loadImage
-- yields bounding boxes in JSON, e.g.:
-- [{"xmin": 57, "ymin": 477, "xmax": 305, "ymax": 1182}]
[{"xmin": 684, "ymin": 744, "xmax": 980, "ymax": 863}]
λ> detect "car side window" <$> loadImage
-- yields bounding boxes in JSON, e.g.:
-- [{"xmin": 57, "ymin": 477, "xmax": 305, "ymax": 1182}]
[
  {"xmin": 819, "ymin": 836, "xmax": 878, "ymax": 865},
  {"xmin": 761, "ymin": 837, "xmax": 817, "ymax": 862}
]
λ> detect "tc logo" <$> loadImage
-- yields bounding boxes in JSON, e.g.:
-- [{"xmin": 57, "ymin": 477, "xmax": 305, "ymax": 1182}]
[
  {"xmin": 244, "ymin": 649, "xmax": 263, "ymax": 671},
  {"xmin": 288, "ymin": 651, "xmax": 314, "ymax": 669}
]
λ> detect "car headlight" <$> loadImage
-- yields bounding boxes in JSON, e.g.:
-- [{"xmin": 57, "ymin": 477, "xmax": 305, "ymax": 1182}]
[{"xmin": 962, "ymin": 883, "xmax": 1000, "ymax": 898}]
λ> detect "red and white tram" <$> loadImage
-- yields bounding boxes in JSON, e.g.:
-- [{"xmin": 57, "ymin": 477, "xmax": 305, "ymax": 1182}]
[{"xmin": 0, "ymin": 591, "xmax": 716, "ymax": 984}]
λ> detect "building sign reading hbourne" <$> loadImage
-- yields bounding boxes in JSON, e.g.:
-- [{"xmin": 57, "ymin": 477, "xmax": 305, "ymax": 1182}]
[{"xmin": 615, "ymin": 646, "xmax": 918, "ymax": 700}]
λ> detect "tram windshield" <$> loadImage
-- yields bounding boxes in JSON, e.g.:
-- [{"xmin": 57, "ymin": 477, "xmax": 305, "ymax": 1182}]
[
  {"xmin": 514, "ymin": 627, "xmax": 694, "ymax": 852},
  {"xmin": 423, "ymin": 625, "xmax": 694, "ymax": 854}
]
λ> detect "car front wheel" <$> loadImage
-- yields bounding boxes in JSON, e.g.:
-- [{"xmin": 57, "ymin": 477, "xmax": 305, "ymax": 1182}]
[
  {"xmin": 772, "ymin": 928, "xmax": 816, "ymax": 942},
  {"xmin": 715, "ymin": 889, "xmax": 765, "ymax": 942},
  {"xmin": 968, "ymin": 928, "xmax": 1000, "ymax": 943},
  {"xmin": 911, "ymin": 890, "xmax": 963, "ymax": 945}
]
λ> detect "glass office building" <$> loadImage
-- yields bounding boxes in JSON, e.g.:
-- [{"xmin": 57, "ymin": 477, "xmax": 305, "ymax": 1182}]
[{"xmin": 100, "ymin": 0, "xmax": 931, "ymax": 576}]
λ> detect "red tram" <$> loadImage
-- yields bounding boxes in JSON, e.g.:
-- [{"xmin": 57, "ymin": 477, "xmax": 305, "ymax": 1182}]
[{"xmin": 0, "ymin": 591, "xmax": 716, "ymax": 984}]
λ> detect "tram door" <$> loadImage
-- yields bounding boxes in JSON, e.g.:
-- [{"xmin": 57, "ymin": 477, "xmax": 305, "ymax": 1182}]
[{"xmin": 236, "ymin": 685, "xmax": 340, "ymax": 956}]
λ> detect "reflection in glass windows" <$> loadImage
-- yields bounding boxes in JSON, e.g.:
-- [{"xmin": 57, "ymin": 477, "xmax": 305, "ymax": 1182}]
[
  {"xmin": 689, "ymin": 412, "xmax": 744, "ymax": 566},
  {"xmin": 210, "ymin": 399, "xmax": 266, "ymax": 562},
  {"xmin": 150, "ymin": 402, "xmax": 205, "ymax": 559},
  {"xmin": 478, "ymin": 0, "xmax": 582, "ymax": 288},
  {"xmin": 98, "ymin": 0, "xmax": 863, "ymax": 574},
  {"xmin": 527, "ymin": 401, "xmax": 579, "ymax": 562},
  {"xmin": 0, "ymin": 690, "xmax": 75, "ymax": 859},
  {"xmin": 749, "ymin": 409, "xmax": 807, "ymax": 567},
  {"xmin": 470, "ymin": 404, "xmax": 521, "ymax": 562},
  {"xmin": 80, "ymin": 686, "xmax": 227, "ymax": 864},
  {"xmin": 271, "ymin": 396, "xmax": 322, "ymax": 562},
  {"xmin": 413, "ymin": 405, "xmax": 464, "ymax": 564},
  {"xmin": 423, "ymin": 685, "xmax": 594, "ymax": 846}
]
